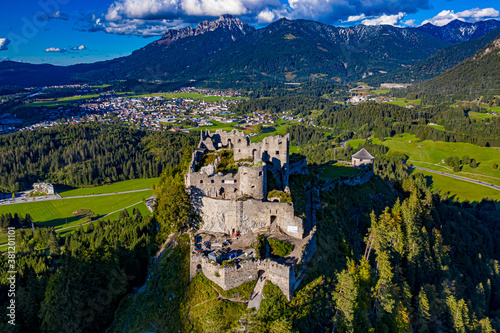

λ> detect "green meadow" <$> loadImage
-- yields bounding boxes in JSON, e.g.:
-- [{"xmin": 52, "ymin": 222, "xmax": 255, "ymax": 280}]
[
  {"xmin": 126, "ymin": 92, "xmax": 247, "ymax": 102},
  {"xmin": 59, "ymin": 178, "xmax": 159, "ymax": 197},
  {"xmin": 427, "ymin": 124, "xmax": 444, "ymax": 130},
  {"xmin": 362, "ymin": 133, "xmax": 500, "ymax": 201},
  {"xmin": 415, "ymin": 170, "xmax": 500, "ymax": 204},
  {"xmin": 314, "ymin": 163, "xmax": 359, "ymax": 180},
  {"xmin": 249, "ymin": 124, "xmax": 290, "ymax": 142},
  {"xmin": 383, "ymin": 98, "xmax": 421, "ymax": 107},
  {"xmin": 469, "ymin": 111, "xmax": 499, "ymax": 120},
  {"xmin": 0, "ymin": 190, "xmax": 152, "ymax": 231}
]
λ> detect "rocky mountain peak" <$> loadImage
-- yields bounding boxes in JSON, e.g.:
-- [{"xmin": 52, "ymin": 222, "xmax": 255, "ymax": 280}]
[{"xmin": 155, "ymin": 15, "xmax": 254, "ymax": 47}]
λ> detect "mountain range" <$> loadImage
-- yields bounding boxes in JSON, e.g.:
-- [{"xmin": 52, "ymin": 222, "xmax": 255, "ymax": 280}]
[
  {"xmin": 1, "ymin": 16, "xmax": 500, "ymax": 88},
  {"xmin": 419, "ymin": 34, "xmax": 500, "ymax": 97}
]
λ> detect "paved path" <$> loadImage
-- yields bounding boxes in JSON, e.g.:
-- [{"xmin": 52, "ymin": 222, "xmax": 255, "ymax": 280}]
[
  {"xmin": 248, "ymin": 275, "xmax": 267, "ymax": 310},
  {"xmin": 340, "ymin": 139, "xmax": 352, "ymax": 149},
  {"xmin": 412, "ymin": 166, "xmax": 500, "ymax": 191}
]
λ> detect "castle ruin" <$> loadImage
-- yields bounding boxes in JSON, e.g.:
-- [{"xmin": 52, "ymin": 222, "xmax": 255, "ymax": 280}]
[{"xmin": 186, "ymin": 129, "xmax": 316, "ymax": 300}]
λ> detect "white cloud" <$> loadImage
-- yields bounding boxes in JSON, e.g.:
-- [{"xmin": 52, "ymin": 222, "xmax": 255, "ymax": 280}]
[
  {"xmin": 404, "ymin": 19, "xmax": 416, "ymax": 27},
  {"xmin": 257, "ymin": 9, "xmax": 275, "ymax": 23},
  {"xmin": 0, "ymin": 38, "xmax": 10, "ymax": 51},
  {"xmin": 44, "ymin": 47, "xmax": 66, "ymax": 53},
  {"xmin": 422, "ymin": 7, "xmax": 500, "ymax": 26},
  {"xmin": 71, "ymin": 45, "xmax": 87, "ymax": 51},
  {"xmin": 88, "ymin": 0, "xmax": 431, "ymax": 36},
  {"xmin": 80, "ymin": 0, "xmax": 500, "ymax": 37},
  {"xmin": 345, "ymin": 14, "xmax": 366, "ymax": 23},
  {"xmin": 87, "ymin": 0, "xmax": 280, "ymax": 35},
  {"xmin": 362, "ymin": 12, "xmax": 406, "ymax": 26}
]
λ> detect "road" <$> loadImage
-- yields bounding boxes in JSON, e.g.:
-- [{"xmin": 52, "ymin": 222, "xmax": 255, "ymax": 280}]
[
  {"xmin": 412, "ymin": 166, "xmax": 500, "ymax": 191},
  {"xmin": 0, "ymin": 188, "xmax": 152, "ymax": 206},
  {"xmin": 340, "ymin": 138, "xmax": 352, "ymax": 149}
]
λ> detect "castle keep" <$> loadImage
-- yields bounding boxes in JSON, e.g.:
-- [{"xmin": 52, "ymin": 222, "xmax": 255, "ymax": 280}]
[{"xmin": 186, "ymin": 129, "xmax": 316, "ymax": 300}]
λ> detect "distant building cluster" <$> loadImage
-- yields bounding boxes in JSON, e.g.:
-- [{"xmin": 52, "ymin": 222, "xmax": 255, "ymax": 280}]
[{"xmin": 33, "ymin": 183, "xmax": 55, "ymax": 195}]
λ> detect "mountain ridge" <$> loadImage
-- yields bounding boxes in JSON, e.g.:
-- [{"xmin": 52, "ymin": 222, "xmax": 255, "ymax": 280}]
[{"xmin": 1, "ymin": 17, "xmax": 500, "ymax": 87}]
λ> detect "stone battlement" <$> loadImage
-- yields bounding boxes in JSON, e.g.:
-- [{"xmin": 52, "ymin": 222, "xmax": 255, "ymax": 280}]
[{"xmin": 189, "ymin": 228, "xmax": 317, "ymax": 300}]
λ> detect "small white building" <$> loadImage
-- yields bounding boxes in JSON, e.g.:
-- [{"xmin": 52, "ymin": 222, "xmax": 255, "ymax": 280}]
[
  {"xmin": 352, "ymin": 148, "xmax": 375, "ymax": 166},
  {"xmin": 33, "ymin": 183, "xmax": 55, "ymax": 195}
]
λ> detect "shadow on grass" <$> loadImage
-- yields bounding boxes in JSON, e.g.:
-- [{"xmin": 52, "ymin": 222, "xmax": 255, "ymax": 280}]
[
  {"xmin": 53, "ymin": 184, "xmax": 78, "ymax": 195},
  {"xmin": 37, "ymin": 215, "xmax": 83, "ymax": 229},
  {"xmin": 261, "ymin": 127, "xmax": 276, "ymax": 134}
]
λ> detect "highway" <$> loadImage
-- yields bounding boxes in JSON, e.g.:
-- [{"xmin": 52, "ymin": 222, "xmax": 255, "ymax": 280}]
[{"xmin": 411, "ymin": 166, "xmax": 500, "ymax": 191}]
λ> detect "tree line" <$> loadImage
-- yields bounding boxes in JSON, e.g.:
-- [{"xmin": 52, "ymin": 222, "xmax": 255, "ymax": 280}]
[{"xmin": 0, "ymin": 123, "xmax": 198, "ymax": 193}]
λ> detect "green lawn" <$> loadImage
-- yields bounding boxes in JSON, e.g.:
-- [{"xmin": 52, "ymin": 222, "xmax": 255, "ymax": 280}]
[
  {"xmin": 314, "ymin": 163, "xmax": 359, "ymax": 180},
  {"xmin": 372, "ymin": 133, "xmax": 500, "ymax": 187},
  {"xmin": 427, "ymin": 124, "xmax": 444, "ymax": 131},
  {"xmin": 190, "ymin": 120, "xmax": 237, "ymax": 132},
  {"xmin": 0, "ymin": 190, "xmax": 152, "ymax": 230},
  {"xmin": 345, "ymin": 139, "xmax": 365, "ymax": 149},
  {"xmin": 126, "ymin": 92, "xmax": 247, "ymax": 102},
  {"xmin": 469, "ymin": 111, "xmax": 499, "ymax": 120},
  {"xmin": 27, "ymin": 94, "xmax": 100, "ymax": 106},
  {"xmin": 372, "ymin": 89, "xmax": 389, "ymax": 95},
  {"xmin": 90, "ymin": 84, "xmax": 112, "ymax": 88},
  {"xmin": 383, "ymin": 98, "xmax": 421, "ymax": 107},
  {"xmin": 58, "ymin": 178, "xmax": 159, "ymax": 197},
  {"xmin": 415, "ymin": 170, "xmax": 500, "ymax": 203},
  {"xmin": 250, "ymin": 125, "xmax": 289, "ymax": 142}
]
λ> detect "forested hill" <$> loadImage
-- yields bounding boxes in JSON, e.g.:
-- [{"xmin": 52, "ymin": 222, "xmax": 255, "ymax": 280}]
[
  {"xmin": 368, "ymin": 27, "xmax": 500, "ymax": 84},
  {"xmin": 418, "ymin": 35, "xmax": 500, "ymax": 97},
  {"xmin": 0, "ymin": 123, "xmax": 197, "ymax": 193}
]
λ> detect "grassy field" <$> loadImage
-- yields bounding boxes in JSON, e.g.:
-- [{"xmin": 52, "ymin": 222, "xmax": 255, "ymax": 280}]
[
  {"xmin": 191, "ymin": 120, "xmax": 236, "ymax": 132},
  {"xmin": 250, "ymin": 124, "xmax": 289, "ymax": 142},
  {"xmin": 27, "ymin": 94, "xmax": 100, "ymax": 107},
  {"xmin": 367, "ymin": 133, "xmax": 500, "ymax": 201},
  {"xmin": 345, "ymin": 139, "xmax": 365, "ymax": 149},
  {"xmin": 90, "ymin": 84, "xmax": 112, "ymax": 88},
  {"xmin": 427, "ymin": 124, "xmax": 444, "ymax": 130},
  {"xmin": 58, "ymin": 178, "xmax": 159, "ymax": 197},
  {"xmin": 469, "ymin": 111, "xmax": 499, "ymax": 120},
  {"xmin": 314, "ymin": 163, "xmax": 359, "ymax": 180},
  {"xmin": 126, "ymin": 92, "xmax": 247, "ymax": 102},
  {"xmin": 383, "ymin": 98, "xmax": 421, "ymax": 107},
  {"xmin": 414, "ymin": 169, "xmax": 500, "ymax": 203},
  {"xmin": 0, "ymin": 190, "xmax": 152, "ymax": 231},
  {"xmin": 372, "ymin": 89, "xmax": 389, "ymax": 95}
]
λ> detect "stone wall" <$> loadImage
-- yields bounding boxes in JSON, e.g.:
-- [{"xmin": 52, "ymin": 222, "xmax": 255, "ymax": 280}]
[
  {"xmin": 197, "ymin": 129, "xmax": 289, "ymax": 186},
  {"xmin": 190, "ymin": 249, "xmax": 295, "ymax": 300},
  {"xmin": 194, "ymin": 196, "xmax": 304, "ymax": 238},
  {"xmin": 289, "ymin": 157, "xmax": 309, "ymax": 175},
  {"xmin": 186, "ymin": 161, "xmax": 267, "ymax": 200}
]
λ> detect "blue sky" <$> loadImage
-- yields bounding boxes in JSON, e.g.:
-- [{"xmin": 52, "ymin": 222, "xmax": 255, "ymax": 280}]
[{"xmin": 0, "ymin": 0, "xmax": 499, "ymax": 66}]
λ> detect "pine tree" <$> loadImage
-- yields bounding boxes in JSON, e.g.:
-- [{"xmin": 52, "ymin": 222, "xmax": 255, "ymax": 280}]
[
  {"xmin": 48, "ymin": 232, "xmax": 61, "ymax": 256},
  {"xmin": 333, "ymin": 270, "xmax": 358, "ymax": 332},
  {"xmin": 415, "ymin": 287, "xmax": 431, "ymax": 333}
]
